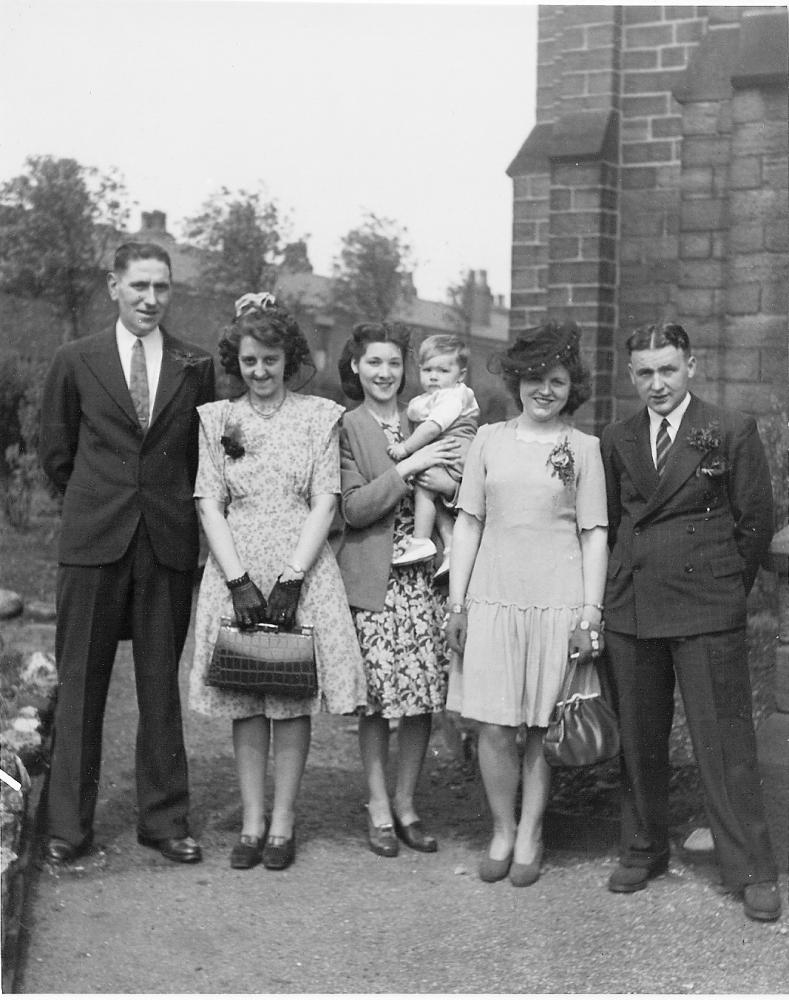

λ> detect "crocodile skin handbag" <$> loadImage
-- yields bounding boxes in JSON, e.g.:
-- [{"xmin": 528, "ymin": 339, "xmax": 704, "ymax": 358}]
[{"xmin": 207, "ymin": 618, "xmax": 317, "ymax": 699}]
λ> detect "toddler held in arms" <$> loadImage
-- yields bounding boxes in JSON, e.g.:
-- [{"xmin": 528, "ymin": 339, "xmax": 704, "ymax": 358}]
[{"xmin": 387, "ymin": 334, "xmax": 480, "ymax": 579}]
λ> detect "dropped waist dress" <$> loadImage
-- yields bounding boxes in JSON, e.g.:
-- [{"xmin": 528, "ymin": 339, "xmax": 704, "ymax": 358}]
[
  {"xmin": 446, "ymin": 420, "xmax": 607, "ymax": 727},
  {"xmin": 189, "ymin": 393, "xmax": 367, "ymax": 721}
]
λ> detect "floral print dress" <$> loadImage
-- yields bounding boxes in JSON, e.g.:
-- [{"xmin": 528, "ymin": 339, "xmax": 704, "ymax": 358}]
[
  {"xmin": 351, "ymin": 418, "xmax": 448, "ymax": 719},
  {"xmin": 189, "ymin": 393, "xmax": 367, "ymax": 721}
]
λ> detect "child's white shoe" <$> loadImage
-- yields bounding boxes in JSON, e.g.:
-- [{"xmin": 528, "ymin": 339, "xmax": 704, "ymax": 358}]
[
  {"xmin": 433, "ymin": 550, "xmax": 451, "ymax": 584},
  {"xmin": 392, "ymin": 537, "xmax": 437, "ymax": 566}
]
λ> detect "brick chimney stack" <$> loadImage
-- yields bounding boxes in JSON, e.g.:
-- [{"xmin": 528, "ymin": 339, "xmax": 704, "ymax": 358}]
[
  {"xmin": 140, "ymin": 210, "xmax": 168, "ymax": 235},
  {"xmin": 470, "ymin": 269, "xmax": 492, "ymax": 326}
]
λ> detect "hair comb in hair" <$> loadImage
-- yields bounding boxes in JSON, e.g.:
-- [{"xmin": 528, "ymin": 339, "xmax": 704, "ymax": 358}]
[{"xmin": 234, "ymin": 292, "xmax": 277, "ymax": 318}]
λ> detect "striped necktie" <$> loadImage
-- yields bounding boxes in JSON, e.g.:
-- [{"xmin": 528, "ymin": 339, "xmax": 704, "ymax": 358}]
[
  {"xmin": 655, "ymin": 417, "xmax": 671, "ymax": 477},
  {"xmin": 130, "ymin": 337, "xmax": 150, "ymax": 430}
]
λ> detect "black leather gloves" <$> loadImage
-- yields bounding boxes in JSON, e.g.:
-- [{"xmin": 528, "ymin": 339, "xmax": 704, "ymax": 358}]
[
  {"xmin": 266, "ymin": 576, "xmax": 303, "ymax": 631},
  {"xmin": 226, "ymin": 572, "xmax": 268, "ymax": 630}
]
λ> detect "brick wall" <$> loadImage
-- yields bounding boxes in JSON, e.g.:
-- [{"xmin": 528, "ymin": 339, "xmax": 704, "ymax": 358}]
[{"xmin": 508, "ymin": 5, "xmax": 788, "ymax": 430}]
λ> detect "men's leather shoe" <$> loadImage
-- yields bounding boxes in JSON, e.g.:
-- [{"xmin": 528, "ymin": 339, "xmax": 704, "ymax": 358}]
[
  {"xmin": 743, "ymin": 882, "xmax": 782, "ymax": 922},
  {"xmin": 607, "ymin": 859, "xmax": 668, "ymax": 893},
  {"xmin": 45, "ymin": 835, "xmax": 92, "ymax": 864},
  {"xmin": 137, "ymin": 833, "xmax": 202, "ymax": 864},
  {"xmin": 393, "ymin": 815, "xmax": 437, "ymax": 853}
]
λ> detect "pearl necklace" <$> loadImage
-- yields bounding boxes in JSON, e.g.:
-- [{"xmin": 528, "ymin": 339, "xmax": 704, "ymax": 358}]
[{"xmin": 249, "ymin": 393, "xmax": 287, "ymax": 419}]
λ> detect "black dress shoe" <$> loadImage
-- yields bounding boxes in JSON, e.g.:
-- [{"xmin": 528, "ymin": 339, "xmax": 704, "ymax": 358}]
[
  {"xmin": 607, "ymin": 858, "xmax": 668, "ymax": 893},
  {"xmin": 366, "ymin": 810, "xmax": 398, "ymax": 857},
  {"xmin": 138, "ymin": 833, "xmax": 203, "ymax": 864},
  {"xmin": 262, "ymin": 830, "xmax": 296, "ymax": 871},
  {"xmin": 45, "ymin": 834, "xmax": 92, "ymax": 864},
  {"xmin": 393, "ymin": 815, "xmax": 437, "ymax": 853},
  {"xmin": 743, "ymin": 882, "xmax": 782, "ymax": 922}
]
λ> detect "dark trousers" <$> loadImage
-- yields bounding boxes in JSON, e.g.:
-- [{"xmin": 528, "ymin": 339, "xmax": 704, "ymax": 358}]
[
  {"xmin": 605, "ymin": 628, "xmax": 777, "ymax": 890},
  {"xmin": 47, "ymin": 521, "xmax": 194, "ymax": 846}
]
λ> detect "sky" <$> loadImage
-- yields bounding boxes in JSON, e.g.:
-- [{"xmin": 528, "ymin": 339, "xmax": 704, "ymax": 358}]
[{"xmin": 0, "ymin": 0, "xmax": 538, "ymax": 304}]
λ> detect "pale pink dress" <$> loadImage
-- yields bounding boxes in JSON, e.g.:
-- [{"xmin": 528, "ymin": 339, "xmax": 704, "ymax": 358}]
[{"xmin": 446, "ymin": 420, "xmax": 607, "ymax": 727}]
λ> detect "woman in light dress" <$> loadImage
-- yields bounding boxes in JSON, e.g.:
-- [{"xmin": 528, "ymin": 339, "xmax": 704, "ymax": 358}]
[
  {"xmin": 445, "ymin": 321, "xmax": 608, "ymax": 886},
  {"xmin": 189, "ymin": 293, "xmax": 366, "ymax": 871}
]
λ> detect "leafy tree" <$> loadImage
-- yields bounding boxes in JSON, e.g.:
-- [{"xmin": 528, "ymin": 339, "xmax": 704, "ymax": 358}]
[
  {"xmin": 330, "ymin": 213, "xmax": 415, "ymax": 322},
  {"xmin": 184, "ymin": 187, "xmax": 296, "ymax": 299},
  {"xmin": 0, "ymin": 155, "xmax": 130, "ymax": 341}
]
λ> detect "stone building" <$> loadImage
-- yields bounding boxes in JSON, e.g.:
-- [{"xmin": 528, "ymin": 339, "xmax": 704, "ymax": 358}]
[{"xmin": 506, "ymin": 4, "xmax": 788, "ymax": 433}]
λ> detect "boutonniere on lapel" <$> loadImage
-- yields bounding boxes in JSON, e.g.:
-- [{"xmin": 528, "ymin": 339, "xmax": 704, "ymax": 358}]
[
  {"xmin": 547, "ymin": 437, "xmax": 575, "ymax": 487},
  {"xmin": 168, "ymin": 348, "xmax": 203, "ymax": 368},
  {"xmin": 686, "ymin": 421, "xmax": 728, "ymax": 477},
  {"xmin": 220, "ymin": 422, "xmax": 246, "ymax": 459}
]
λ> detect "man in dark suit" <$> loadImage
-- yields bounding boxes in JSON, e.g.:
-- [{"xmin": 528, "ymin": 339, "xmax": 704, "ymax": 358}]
[
  {"xmin": 40, "ymin": 242, "xmax": 214, "ymax": 864},
  {"xmin": 601, "ymin": 322, "xmax": 780, "ymax": 921}
]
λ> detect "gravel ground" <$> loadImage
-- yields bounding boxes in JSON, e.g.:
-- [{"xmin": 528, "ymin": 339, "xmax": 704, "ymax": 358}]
[{"xmin": 10, "ymin": 616, "xmax": 789, "ymax": 994}]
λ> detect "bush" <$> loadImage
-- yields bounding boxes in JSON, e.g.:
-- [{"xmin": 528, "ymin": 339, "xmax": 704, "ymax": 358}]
[{"xmin": 0, "ymin": 352, "xmax": 48, "ymax": 528}]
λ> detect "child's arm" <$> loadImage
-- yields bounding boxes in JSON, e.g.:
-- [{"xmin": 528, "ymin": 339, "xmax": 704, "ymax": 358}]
[{"xmin": 387, "ymin": 419, "xmax": 442, "ymax": 460}]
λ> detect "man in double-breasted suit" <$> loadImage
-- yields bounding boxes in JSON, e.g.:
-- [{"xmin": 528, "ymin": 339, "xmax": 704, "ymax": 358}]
[
  {"xmin": 40, "ymin": 242, "xmax": 214, "ymax": 864},
  {"xmin": 601, "ymin": 322, "xmax": 780, "ymax": 922}
]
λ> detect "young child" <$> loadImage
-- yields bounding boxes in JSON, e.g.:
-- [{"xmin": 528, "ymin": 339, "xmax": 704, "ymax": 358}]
[{"xmin": 387, "ymin": 334, "xmax": 480, "ymax": 580}]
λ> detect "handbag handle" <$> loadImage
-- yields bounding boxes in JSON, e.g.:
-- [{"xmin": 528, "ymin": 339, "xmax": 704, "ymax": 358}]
[{"xmin": 219, "ymin": 617, "xmax": 313, "ymax": 636}]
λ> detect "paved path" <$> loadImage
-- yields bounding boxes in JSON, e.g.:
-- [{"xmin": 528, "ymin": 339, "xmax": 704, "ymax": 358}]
[{"xmin": 16, "ymin": 625, "xmax": 789, "ymax": 994}]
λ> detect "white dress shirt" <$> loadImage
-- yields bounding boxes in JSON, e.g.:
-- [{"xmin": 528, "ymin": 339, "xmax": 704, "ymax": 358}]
[
  {"xmin": 647, "ymin": 392, "xmax": 691, "ymax": 468},
  {"xmin": 116, "ymin": 320, "xmax": 163, "ymax": 424}
]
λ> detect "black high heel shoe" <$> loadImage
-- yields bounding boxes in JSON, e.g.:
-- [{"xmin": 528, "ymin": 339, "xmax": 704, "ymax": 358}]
[
  {"xmin": 393, "ymin": 814, "xmax": 438, "ymax": 853},
  {"xmin": 262, "ymin": 827, "xmax": 296, "ymax": 870},
  {"xmin": 366, "ymin": 807, "xmax": 399, "ymax": 857}
]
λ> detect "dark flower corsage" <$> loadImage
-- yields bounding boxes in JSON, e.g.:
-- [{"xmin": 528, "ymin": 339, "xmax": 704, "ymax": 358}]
[
  {"xmin": 687, "ymin": 422, "xmax": 728, "ymax": 477},
  {"xmin": 168, "ymin": 349, "xmax": 203, "ymax": 368},
  {"xmin": 547, "ymin": 438, "xmax": 575, "ymax": 487},
  {"xmin": 220, "ymin": 423, "xmax": 245, "ymax": 459},
  {"xmin": 686, "ymin": 422, "xmax": 721, "ymax": 453}
]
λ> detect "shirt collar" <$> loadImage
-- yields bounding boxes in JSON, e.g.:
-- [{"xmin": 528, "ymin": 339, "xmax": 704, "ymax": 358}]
[
  {"xmin": 115, "ymin": 319, "xmax": 163, "ymax": 352},
  {"xmin": 648, "ymin": 392, "xmax": 691, "ymax": 432}
]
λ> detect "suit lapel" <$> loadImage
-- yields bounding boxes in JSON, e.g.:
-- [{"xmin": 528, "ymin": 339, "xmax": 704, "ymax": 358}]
[
  {"xmin": 637, "ymin": 395, "xmax": 706, "ymax": 523},
  {"xmin": 616, "ymin": 410, "xmax": 658, "ymax": 501},
  {"xmin": 150, "ymin": 331, "xmax": 189, "ymax": 427},
  {"xmin": 80, "ymin": 329, "xmax": 139, "ymax": 427}
]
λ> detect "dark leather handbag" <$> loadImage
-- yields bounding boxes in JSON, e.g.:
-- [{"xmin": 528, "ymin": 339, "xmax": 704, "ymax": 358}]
[
  {"xmin": 543, "ymin": 654, "xmax": 620, "ymax": 768},
  {"xmin": 207, "ymin": 618, "xmax": 317, "ymax": 699}
]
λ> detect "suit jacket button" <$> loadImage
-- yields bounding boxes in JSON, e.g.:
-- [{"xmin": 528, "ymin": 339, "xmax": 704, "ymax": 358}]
[
  {"xmin": 686, "ymin": 524, "xmax": 695, "ymax": 534},
  {"xmin": 684, "ymin": 564, "xmax": 694, "ymax": 573},
  {"xmin": 634, "ymin": 527, "xmax": 640, "ymax": 536}
]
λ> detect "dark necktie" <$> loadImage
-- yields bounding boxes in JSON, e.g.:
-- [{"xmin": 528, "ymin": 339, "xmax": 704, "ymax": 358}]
[
  {"xmin": 655, "ymin": 417, "xmax": 671, "ymax": 477},
  {"xmin": 130, "ymin": 338, "xmax": 150, "ymax": 430}
]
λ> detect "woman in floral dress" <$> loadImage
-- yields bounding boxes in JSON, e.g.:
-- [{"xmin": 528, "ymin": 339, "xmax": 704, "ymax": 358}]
[
  {"xmin": 445, "ymin": 322, "xmax": 608, "ymax": 887},
  {"xmin": 190, "ymin": 293, "xmax": 366, "ymax": 871},
  {"xmin": 334, "ymin": 322, "xmax": 460, "ymax": 857}
]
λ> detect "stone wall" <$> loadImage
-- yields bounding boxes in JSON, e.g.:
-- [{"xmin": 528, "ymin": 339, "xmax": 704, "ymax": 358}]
[{"xmin": 508, "ymin": 5, "xmax": 788, "ymax": 432}]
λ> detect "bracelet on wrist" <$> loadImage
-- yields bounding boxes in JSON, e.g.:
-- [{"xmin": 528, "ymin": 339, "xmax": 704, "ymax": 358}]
[
  {"xmin": 584, "ymin": 602, "xmax": 605, "ymax": 612},
  {"xmin": 448, "ymin": 603, "xmax": 466, "ymax": 615},
  {"xmin": 226, "ymin": 571, "xmax": 250, "ymax": 590}
]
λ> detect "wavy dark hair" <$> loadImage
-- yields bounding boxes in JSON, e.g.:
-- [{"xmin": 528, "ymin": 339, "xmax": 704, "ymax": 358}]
[
  {"xmin": 338, "ymin": 321, "xmax": 411, "ymax": 402},
  {"xmin": 218, "ymin": 303, "xmax": 314, "ymax": 382},
  {"xmin": 490, "ymin": 320, "xmax": 591, "ymax": 416}
]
